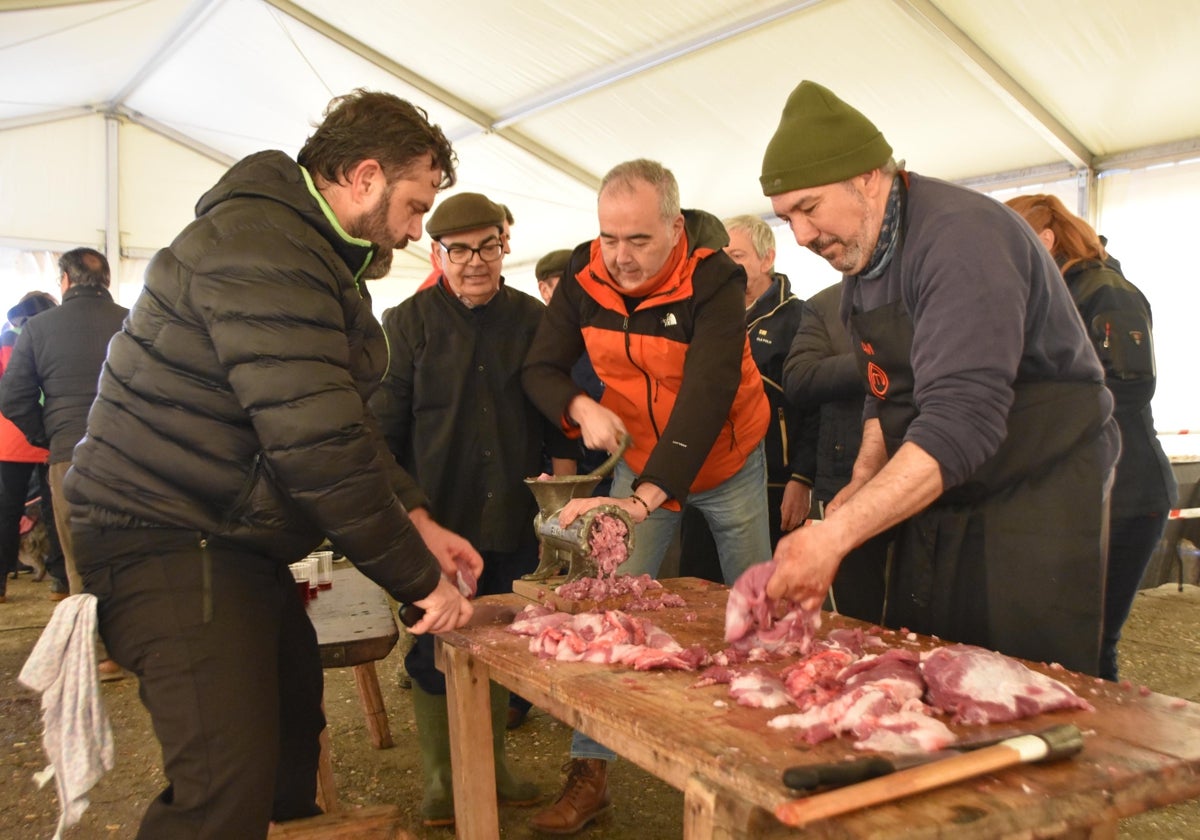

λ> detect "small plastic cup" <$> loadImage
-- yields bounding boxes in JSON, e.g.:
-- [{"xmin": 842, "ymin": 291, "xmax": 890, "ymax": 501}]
[
  {"xmin": 305, "ymin": 557, "xmax": 320, "ymax": 599},
  {"xmin": 312, "ymin": 550, "xmax": 334, "ymax": 590},
  {"xmin": 288, "ymin": 562, "xmax": 311, "ymax": 605}
]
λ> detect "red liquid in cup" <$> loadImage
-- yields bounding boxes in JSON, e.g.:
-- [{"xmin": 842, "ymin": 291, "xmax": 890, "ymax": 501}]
[
  {"xmin": 295, "ymin": 580, "xmax": 310, "ymax": 603},
  {"xmin": 318, "ymin": 581, "xmax": 332, "ymax": 590}
]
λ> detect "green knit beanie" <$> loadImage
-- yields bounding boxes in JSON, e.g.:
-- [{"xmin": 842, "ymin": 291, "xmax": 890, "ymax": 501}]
[{"xmin": 760, "ymin": 81, "xmax": 892, "ymax": 196}]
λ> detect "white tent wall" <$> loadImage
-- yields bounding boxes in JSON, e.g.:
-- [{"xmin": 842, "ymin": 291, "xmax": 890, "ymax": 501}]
[
  {"xmin": 1095, "ymin": 158, "xmax": 1200, "ymax": 441},
  {"xmin": 0, "ymin": 115, "xmax": 106, "ymax": 250},
  {"xmin": 119, "ymin": 121, "xmax": 229, "ymax": 254}
]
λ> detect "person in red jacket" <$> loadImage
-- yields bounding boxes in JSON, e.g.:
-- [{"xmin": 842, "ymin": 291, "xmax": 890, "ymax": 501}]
[
  {"xmin": 522, "ymin": 158, "xmax": 770, "ymax": 833},
  {"xmin": 0, "ymin": 292, "xmax": 57, "ymax": 602}
]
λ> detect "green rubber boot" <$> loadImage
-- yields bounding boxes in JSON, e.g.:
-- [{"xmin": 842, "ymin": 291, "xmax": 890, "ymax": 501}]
[
  {"xmin": 490, "ymin": 683, "xmax": 541, "ymax": 806},
  {"xmin": 410, "ymin": 683, "xmax": 455, "ymax": 827}
]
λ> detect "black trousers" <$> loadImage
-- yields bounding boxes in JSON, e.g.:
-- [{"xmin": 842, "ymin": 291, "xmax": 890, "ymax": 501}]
[
  {"xmin": 76, "ymin": 528, "xmax": 323, "ymax": 839},
  {"xmin": 0, "ymin": 460, "xmax": 65, "ymax": 592},
  {"xmin": 1101, "ymin": 512, "xmax": 1168, "ymax": 681}
]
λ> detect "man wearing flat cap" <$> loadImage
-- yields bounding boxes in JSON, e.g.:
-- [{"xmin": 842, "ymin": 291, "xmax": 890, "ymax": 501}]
[
  {"xmin": 764, "ymin": 80, "xmax": 1118, "ymax": 676},
  {"xmin": 370, "ymin": 192, "xmax": 577, "ymax": 828},
  {"xmin": 535, "ymin": 248, "xmax": 572, "ymax": 304}
]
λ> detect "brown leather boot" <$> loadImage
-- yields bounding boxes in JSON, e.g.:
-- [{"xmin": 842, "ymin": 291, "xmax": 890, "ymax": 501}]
[{"xmin": 529, "ymin": 758, "xmax": 611, "ymax": 834}]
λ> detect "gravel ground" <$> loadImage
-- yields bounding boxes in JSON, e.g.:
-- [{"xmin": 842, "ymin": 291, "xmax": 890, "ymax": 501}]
[{"xmin": 1, "ymin": 574, "xmax": 1197, "ymax": 839}]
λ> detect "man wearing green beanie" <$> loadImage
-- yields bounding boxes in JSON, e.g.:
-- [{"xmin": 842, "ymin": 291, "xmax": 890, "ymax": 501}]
[
  {"xmin": 762, "ymin": 80, "xmax": 1119, "ymax": 678},
  {"xmin": 370, "ymin": 191, "xmax": 579, "ymax": 828}
]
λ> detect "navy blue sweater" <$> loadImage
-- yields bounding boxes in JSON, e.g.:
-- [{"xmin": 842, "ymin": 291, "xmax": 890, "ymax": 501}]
[{"xmin": 841, "ymin": 174, "xmax": 1116, "ymax": 489}]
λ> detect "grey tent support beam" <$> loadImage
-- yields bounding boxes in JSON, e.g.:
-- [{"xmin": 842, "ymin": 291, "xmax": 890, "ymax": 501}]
[
  {"xmin": 0, "ymin": 0, "xmax": 108, "ymax": 10},
  {"xmin": 262, "ymin": 0, "xmax": 602, "ymax": 192},
  {"xmin": 1095, "ymin": 136, "xmax": 1200, "ymax": 172},
  {"xmin": 0, "ymin": 106, "xmax": 97, "ymax": 132},
  {"xmin": 105, "ymin": 113, "xmax": 120, "ymax": 262},
  {"xmin": 892, "ymin": 0, "xmax": 1093, "ymax": 170},
  {"xmin": 954, "ymin": 161, "xmax": 1081, "ymax": 193},
  {"xmin": 108, "ymin": 0, "xmax": 224, "ymax": 106},
  {"xmin": 113, "ymin": 106, "xmax": 237, "ymax": 168},
  {"xmin": 0, "ymin": 236, "xmax": 101, "ymax": 251},
  {"xmin": 490, "ymin": 0, "xmax": 826, "ymax": 129}
]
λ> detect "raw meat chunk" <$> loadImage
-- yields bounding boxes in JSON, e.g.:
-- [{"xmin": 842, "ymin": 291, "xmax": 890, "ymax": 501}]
[{"xmin": 921, "ymin": 644, "xmax": 1094, "ymax": 724}]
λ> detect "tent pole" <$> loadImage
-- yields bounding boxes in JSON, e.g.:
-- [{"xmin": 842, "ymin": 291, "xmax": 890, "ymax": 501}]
[
  {"xmin": 1075, "ymin": 168, "xmax": 1099, "ymax": 229},
  {"xmin": 105, "ymin": 115, "xmax": 120, "ymax": 263}
]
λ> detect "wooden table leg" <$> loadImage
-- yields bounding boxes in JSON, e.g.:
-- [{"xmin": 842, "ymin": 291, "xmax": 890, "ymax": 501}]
[
  {"xmin": 684, "ymin": 774, "xmax": 778, "ymax": 840},
  {"xmin": 352, "ymin": 662, "xmax": 393, "ymax": 749},
  {"xmin": 437, "ymin": 639, "xmax": 499, "ymax": 840},
  {"xmin": 316, "ymin": 702, "xmax": 340, "ymax": 814}
]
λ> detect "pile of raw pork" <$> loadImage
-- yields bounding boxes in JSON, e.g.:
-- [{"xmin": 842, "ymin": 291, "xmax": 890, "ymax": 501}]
[{"xmin": 508, "ymin": 547, "xmax": 1093, "ymax": 752}]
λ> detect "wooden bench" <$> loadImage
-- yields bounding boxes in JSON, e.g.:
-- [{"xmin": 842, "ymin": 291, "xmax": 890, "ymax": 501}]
[
  {"xmin": 309, "ymin": 564, "xmax": 401, "ymax": 812},
  {"xmin": 266, "ymin": 804, "xmax": 415, "ymax": 839}
]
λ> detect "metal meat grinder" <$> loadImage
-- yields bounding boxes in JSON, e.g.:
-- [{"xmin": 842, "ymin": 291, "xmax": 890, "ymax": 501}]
[{"xmin": 523, "ymin": 435, "xmax": 635, "ymax": 583}]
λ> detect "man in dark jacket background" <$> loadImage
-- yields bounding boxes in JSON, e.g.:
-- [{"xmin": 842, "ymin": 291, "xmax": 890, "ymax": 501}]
[
  {"xmin": 679, "ymin": 214, "xmax": 815, "ymax": 579},
  {"xmin": 0, "ymin": 248, "xmax": 127, "ymax": 602},
  {"xmin": 62, "ymin": 90, "xmax": 479, "ymax": 839},
  {"xmin": 784, "ymin": 281, "xmax": 889, "ymax": 622}
]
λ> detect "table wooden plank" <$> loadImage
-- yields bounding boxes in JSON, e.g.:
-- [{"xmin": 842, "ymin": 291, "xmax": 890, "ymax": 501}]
[
  {"xmin": 310, "ymin": 565, "xmax": 400, "ymax": 669},
  {"xmin": 437, "ymin": 579, "xmax": 1200, "ymax": 838},
  {"xmin": 309, "ymin": 564, "xmax": 402, "ymax": 812}
]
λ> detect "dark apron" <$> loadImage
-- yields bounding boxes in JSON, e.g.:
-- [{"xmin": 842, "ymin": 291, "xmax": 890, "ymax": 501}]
[{"xmin": 850, "ymin": 299, "xmax": 1109, "ymax": 676}]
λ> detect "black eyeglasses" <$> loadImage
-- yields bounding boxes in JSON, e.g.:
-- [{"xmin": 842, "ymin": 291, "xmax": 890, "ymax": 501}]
[{"xmin": 443, "ymin": 242, "xmax": 503, "ymax": 264}]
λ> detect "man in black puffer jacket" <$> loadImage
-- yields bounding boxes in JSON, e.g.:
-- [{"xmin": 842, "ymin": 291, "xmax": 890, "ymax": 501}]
[
  {"xmin": 0, "ymin": 248, "xmax": 127, "ymax": 601},
  {"xmin": 63, "ymin": 90, "xmax": 479, "ymax": 839}
]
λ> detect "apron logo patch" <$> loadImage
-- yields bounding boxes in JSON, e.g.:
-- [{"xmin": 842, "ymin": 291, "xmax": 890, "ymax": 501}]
[
  {"xmin": 867, "ymin": 361, "xmax": 889, "ymax": 398},
  {"xmin": 860, "ymin": 340, "xmax": 875, "ymax": 355},
  {"xmin": 1128, "ymin": 330, "xmax": 1144, "ymax": 346}
]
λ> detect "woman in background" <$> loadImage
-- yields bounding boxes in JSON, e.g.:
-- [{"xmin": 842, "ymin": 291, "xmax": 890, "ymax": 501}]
[{"xmin": 1006, "ymin": 194, "xmax": 1178, "ymax": 681}]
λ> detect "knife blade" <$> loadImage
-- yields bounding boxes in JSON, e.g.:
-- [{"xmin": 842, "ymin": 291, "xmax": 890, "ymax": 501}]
[{"xmin": 398, "ymin": 601, "xmax": 517, "ymax": 629}]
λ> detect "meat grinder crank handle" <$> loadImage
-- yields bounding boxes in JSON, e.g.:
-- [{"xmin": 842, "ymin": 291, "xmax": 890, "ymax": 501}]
[{"xmin": 587, "ymin": 433, "xmax": 631, "ymax": 479}]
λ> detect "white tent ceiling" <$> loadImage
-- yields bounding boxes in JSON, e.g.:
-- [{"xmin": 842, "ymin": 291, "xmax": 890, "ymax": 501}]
[{"xmin": 3, "ymin": 0, "xmax": 1200, "ymax": 295}]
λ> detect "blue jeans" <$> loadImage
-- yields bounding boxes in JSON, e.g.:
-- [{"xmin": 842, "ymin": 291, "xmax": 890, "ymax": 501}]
[{"xmin": 571, "ymin": 442, "xmax": 769, "ymax": 761}]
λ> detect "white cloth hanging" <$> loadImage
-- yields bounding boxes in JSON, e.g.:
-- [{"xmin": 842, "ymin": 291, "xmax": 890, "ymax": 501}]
[{"xmin": 18, "ymin": 594, "xmax": 115, "ymax": 840}]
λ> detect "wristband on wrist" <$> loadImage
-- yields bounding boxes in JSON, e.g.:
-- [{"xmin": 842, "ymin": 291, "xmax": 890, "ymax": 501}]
[{"xmin": 628, "ymin": 494, "xmax": 651, "ymax": 516}]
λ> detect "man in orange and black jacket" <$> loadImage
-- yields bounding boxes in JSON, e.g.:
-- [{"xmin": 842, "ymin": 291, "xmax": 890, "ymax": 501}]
[{"xmin": 520, "ymin": 158, "xmax": 770, "ymax": 835}]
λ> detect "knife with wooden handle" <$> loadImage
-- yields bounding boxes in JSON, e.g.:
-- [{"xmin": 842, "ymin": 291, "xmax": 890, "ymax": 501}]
[
  {"xmin": 775, "ymin": 723, "xmax": 1084, "ymax": 828},
  {"xmin": 781, "ymin": 727, "xmax": 1032, "ymax": 791}
]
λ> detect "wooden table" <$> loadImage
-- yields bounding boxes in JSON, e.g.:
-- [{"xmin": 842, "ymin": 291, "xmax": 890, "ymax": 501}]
[
  {"xmin": 434, "ymin": 578, "xmax": 1200, "ymax": 839},
  {"xmin": 310, "ymin": 563, "xmax": 400, "ymax": 812}
]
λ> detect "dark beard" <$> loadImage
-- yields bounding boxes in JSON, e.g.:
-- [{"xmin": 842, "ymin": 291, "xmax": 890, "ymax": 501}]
[{"xmin": 347, "ymin": 183, "xmax": 399, "ymax": 280}]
